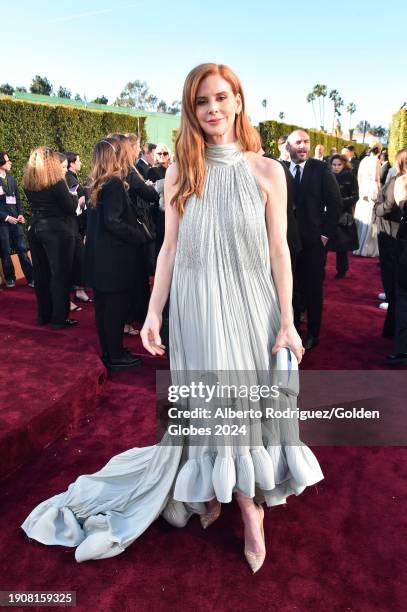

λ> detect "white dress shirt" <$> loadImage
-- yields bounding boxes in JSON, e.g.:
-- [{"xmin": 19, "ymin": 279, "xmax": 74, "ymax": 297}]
[{"xmin": 289, "ymin": 160, "xmax": 306, "ymax": 180}]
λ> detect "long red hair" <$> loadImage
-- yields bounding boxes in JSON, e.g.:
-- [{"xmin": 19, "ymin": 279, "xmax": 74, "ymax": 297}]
[{"xmin": 172, "ymin": 63, "xmax": 260, "ymax": 215}]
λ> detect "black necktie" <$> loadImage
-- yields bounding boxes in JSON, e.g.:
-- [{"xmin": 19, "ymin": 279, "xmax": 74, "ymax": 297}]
[
  {"xmin": 294, "ymin": 164, "xmax": 301, "ymax": 191},
  {"xmin": 293, "ymin": 165, "xmax": 301, "ymax": 211}
]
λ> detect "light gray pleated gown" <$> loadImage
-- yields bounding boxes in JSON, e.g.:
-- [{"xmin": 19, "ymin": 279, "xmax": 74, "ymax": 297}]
[{"xmin": 21, "ymin": 143, "xmax": 323, "ymax": 562}]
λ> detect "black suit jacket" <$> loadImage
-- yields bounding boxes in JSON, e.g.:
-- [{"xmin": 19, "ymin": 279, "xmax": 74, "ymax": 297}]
[
  {"xmin": 0, "ymin": 173, "xmax": 23, "ymax": 223},
  {"xmin": 135, "ymin": 158, "xmax": 151, "ymax": 180},
  {"xmin": 85, "ymin": 177, "xmax": 148, "ymax": 292},
  {"xmin": 264, "ymin": 156, "xmax": 301, "ymax": 256},
  {"xmin": 286, "ymin": 158, "xmax": 341, "ymax": 246}
]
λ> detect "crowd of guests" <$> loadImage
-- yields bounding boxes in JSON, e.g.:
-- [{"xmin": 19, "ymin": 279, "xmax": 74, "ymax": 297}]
[
  {"xmin": 1, "ymin": 130, "xmax": 406, "ymax": 366},
  {"xmin": 276, "ymin": 134, "xmax": 407, "ymax": 364},
  {"xmin": 0, "ymin": 136, "xmax": 169, "ymax": 369}
]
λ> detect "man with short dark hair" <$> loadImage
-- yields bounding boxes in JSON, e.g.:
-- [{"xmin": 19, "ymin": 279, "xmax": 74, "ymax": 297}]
[
  {"xmin": 65, "ymin": 151, "xmax": 86, "ymax": 234},
  {"xmin": 285, "ymin": 130, "xmax": 341, "ymax": 349},
  {"xmin": 136, "ymin": 143, "xmax": 157, "ymax": 179},
  {"xmin": 344, "ymin": 145, "xmax": 359, "ymax": 175},
  {"xmin": 0, "ymin": 151, "xmax": 33, "ymax": 288}
]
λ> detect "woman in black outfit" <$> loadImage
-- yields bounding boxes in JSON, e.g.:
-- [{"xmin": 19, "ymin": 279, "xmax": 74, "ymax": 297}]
[
  {"xmin": 383, "ymin": 149, "xmax": 407, "ymax": 364},
  {"xmin": 147, "ymin": 143, "xmax": 170, "ymax": 258},
  {"xmin": 328, "ymin": 154, "xmax": 359, "ymax": 278},
  {"xmin": 112, "ymin": 134, "xmax": 159, "ymax": 333},
  {"xmin": 85, "ymin": 137, "xmax": 149, "ymax": 370},
  {"xmin": 23, "ymin": 147, "xmax": 78, "ymax": 329}
]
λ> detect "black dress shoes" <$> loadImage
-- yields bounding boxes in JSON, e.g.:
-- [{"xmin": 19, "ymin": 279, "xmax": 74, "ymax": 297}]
[
  {"xmin": 102, "ymin": 351, "xmax": 142, "ymax": 371},
  {"xmin": 51, "ymin": 319, "xmax": 79, "ymax": 330},
  {"xmin": 303, "ymin": 335, "xmax": 320, "ymax": 350},
  {"xmin": 385, "ymin": 352, "xmax": 407, "ymax": 365}
]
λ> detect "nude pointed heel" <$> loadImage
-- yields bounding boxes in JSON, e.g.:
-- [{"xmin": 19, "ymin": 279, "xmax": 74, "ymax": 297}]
[
  {"xmin": 244, "ymin": 503, "xmax": 266, "ymax": 574},
  {"xmin": 200, "ymin": 501, "xmax": 221, "ymax": 529}
]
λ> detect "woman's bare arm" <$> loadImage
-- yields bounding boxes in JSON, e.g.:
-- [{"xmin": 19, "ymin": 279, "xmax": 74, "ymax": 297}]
[
  {"xmin": 140, "ymin": 163, "xmax": 180, "ymax": 355},
  {"xmin": 247, "ymin": 154, "xmax": 303, "ymax": 362}
]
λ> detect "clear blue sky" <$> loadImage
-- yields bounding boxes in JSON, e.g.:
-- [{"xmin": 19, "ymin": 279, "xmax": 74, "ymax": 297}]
[{"xmin": 2, "ymin": 0, "xmax": 405, "ymax": 130}]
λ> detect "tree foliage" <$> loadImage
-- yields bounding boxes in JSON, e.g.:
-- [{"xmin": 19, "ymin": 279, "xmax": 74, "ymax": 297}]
[
  {"xmin": 57, "ymin": 86, "xmax": 71, "ymax": 99},
  {"xmin": 0, "ymin": 83, "xmax": 14, "ymax": 95},
  {"xmin": 92, "ymin": 95, "xmax": 108, "ymax": 105},
  {"xmin": 30, "ymin": 75, "xmax": 53, "ymax": 96}
]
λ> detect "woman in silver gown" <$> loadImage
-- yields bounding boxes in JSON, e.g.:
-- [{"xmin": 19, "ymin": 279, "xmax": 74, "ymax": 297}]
[{"xmin": 22, "ymin": 64, "xmax": 323, "ymax": 574}]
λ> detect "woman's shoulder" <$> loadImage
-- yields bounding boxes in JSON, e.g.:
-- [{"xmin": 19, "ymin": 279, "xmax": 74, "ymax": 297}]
[
  {"xmin": 246, "ymin": 152, "xmax": 285, "ymax": 181},
  {"xmin": 164, "ymin": 162, "xmax": 179, "ymax": 186}
]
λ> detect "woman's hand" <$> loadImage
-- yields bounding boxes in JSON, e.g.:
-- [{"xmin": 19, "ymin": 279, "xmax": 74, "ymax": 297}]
[
  {"xmin": 272, "ymin": 324, "xmax": 305, "ymax": 364},
  {"xmin": 140, "ymin": 311, "xmax": 166, "ymax": 356}
]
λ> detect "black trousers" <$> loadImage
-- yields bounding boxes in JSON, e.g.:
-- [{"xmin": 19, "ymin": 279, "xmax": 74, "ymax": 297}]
[
  {"xmin": 94, "ymin": 290, "xmax": 130, "ymax": 359},
  {"xmin": 394, "ymin": 283, "xmax": 407, "ymax": 354},
  {"xmin": 72, "ymin": 232, "xmax": 85, "ymax": 287},
  {"xmin": 0, "ymin": 223, "xmax": 33, "ymax": 283},
  {"xmin": 28, "ymin": 226, "xmax": 75, "ymax": 325},
  {"xmin": 293, "ymin": 241, "xmax": 326, "ymax": 337},
  {"xmin": 336, "ymin": 251, "xmax": 349, "ymax": 275},
  {"xmin": 378, "ymin": 232, "xmax": 398, "ymax": 298},
  {"xmin": 378, "ymin": 233, "xmax": 398, "ymax": 338}
]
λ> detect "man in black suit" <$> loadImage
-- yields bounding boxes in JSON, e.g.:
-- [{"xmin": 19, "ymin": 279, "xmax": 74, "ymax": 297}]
[
  {"xmin": 135, "ymin": 143, "xmax": 157, "ymax": 179},
  {"xmin": 262, "ymin": 150, "xmax": 301, "ymax": 266},
  {"xmin": 286, "ymin": 130, "xmax": 341, "ymax": 349}
]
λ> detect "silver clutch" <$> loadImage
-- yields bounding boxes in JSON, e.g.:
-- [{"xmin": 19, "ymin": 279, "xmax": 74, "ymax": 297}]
[{"xmin": 275, "ymin": 347, "xmax": 299, "ymax": 396}]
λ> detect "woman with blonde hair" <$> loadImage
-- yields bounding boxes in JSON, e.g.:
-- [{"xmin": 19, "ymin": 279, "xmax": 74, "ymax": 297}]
[
  {"xmin": 22, "ymin": 64, "xmax": 323, "ymax": 573},
  {"xmin": 23, "ymin": 147, "xmax": 78, "ymax": 329},
  {"xmin": 147, "ymin": 143, "xmax": 170, "ymax": 182}
]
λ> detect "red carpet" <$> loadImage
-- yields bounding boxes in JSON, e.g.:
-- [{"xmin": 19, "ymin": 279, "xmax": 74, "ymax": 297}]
[{"xmin": 0, "ymin": 253, "xmax": 405, "ymax": 611}]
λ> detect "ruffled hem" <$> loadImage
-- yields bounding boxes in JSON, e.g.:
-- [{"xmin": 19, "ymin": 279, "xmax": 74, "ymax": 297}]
[
  {"xmin": 173, "ymin": 444, "xmax": 323, "ymax": 506},
  {"xmin": 21, "ymin": 439, "xmax": 323, "ymax": 562}
]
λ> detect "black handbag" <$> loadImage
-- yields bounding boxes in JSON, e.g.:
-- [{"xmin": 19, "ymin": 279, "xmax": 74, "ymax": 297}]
[
  {"xmin": 338, "ymin": 212, "xmax": 354, "ymax": 227},
  {"xmin": 131, "ymin": 195, "xmax": 158, "ymax": 275},
  {"xmin": 132, "ymin": 195, "xmax": 156, "ymax": 244}
]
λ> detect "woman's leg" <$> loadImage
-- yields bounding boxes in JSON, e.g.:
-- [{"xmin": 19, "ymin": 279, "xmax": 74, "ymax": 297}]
[
  {"xmin": 40, "ymin": 230, "xmax": 75, "ymax": 325},
  {"xmin": 102, "ymin": 291, "xmax": 130, "ymax": 359},
  {"xmin": 28, "ymin": 228, "xmax": 52, "ymax": 323},
  {"xmin": 336, "ymin": 251, "xmax": 348, "ymax": 277},
  {"xmin": 394, "ymin": 283, "xmax": 407, "ymax": 355},
  {"xmin": 71, "ymin": 232, "xmax": 91, "ymax": 301},
  {"xmin": 94, "ymin": 290, "xmax": 108, "ymax": 356},
  {"xmin": 234, "ymin": 491, "xmax": 265, "ymax": 555}
]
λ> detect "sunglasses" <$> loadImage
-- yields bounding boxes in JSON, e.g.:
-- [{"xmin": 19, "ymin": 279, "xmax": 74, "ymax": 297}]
[{"xmin": 156, "ymin": 151, "xmax": 169, "ymax": 156}]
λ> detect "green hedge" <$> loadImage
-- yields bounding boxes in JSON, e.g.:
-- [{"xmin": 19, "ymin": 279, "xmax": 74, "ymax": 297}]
[
  {"xmin": 259, "ymin": 120, "xmax": 365, "ymax": 158},
  {"xmin": 0, "ymin": 97, "xmax": 147, "ymax": 217},
  {"xmin": 388, "ymin": 109, "xmax": 407, "ymax": 165}
]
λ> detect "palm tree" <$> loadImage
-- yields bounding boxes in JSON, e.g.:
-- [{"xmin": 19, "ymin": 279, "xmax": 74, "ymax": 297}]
[
  {"xmin": 329, "ymin": 90, "xmax": 344, "ymax": 133},
  {"xmin": 261, "ymin": 99, "xmax": 267, "ymax": 120},
  {"xmin": 346, "ymin": 102, "xmax": 357, "ymax": 136},
  {"xmin": 306, "ymin": 92, "xmax": 317, "ymax": 129},
  {"xmin": 312, "ymin": 84, "xmax": 327, "ymax": 130},
  {"xmin": 356, "ymin": 120, "xmax": 371, "ymax": 143}
]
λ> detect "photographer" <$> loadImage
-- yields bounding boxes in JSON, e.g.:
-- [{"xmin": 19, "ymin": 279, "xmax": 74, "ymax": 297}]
[{"xmin": 0, "ymin": 151, "xmax": 34, "ymax": 288}]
